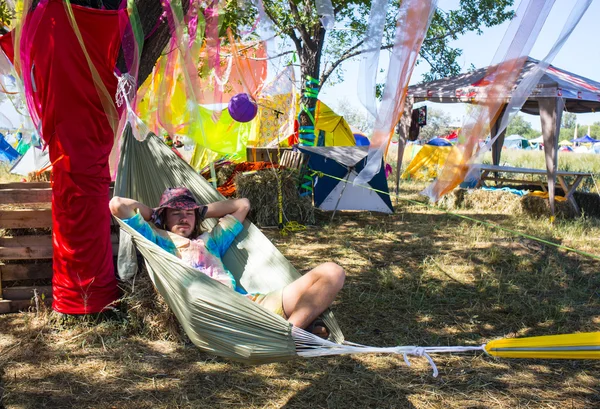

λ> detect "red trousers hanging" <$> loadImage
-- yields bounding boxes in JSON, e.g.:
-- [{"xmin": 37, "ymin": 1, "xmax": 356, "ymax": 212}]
[{"xmin": 1, "ymin": 0, "xmax": 127, "ymax": 313}]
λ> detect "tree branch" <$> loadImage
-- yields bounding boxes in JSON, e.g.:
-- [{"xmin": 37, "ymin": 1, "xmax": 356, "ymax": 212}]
[
  {"xmin": 261, "ymin": 3, "xmax": 302, "ymax": 54},
  {"xmin": 288, "ymin": 0, "xmax": 316, "ymax": 51},
  {"xmin": 320, "ymin": 40, "xmax": 393, "ymax": 86}
]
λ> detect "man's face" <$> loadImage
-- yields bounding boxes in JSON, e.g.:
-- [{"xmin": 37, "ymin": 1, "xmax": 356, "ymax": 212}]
[{"xmin": 165, "ymin": 208, "xmax": 196, "ymax": 238}]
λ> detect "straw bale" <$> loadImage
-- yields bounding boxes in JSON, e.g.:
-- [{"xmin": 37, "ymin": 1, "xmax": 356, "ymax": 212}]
[
  {"xmin": 235, "ymin": 168, "xmax": 314, "ymax": 227},
  {"xmin": 574, "ymin": 192, "xmax": 600, "ymax": 219},
  {"xmin": 439, "ymin": 188, "xmax": 523, "ymax": 214},
  {"xmin": 27, "ymin": 170, "xmax": 51, "ymax": 182},
  {"xmin": 521, "ymin": 195, "xmax": 577, "ymax": 219},
  {"xmin": 216, "ymin": 163, "xmax": 236, "ymax": 186}
]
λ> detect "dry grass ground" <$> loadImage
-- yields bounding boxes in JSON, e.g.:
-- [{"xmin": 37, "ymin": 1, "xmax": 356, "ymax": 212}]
[{"xmin": 1, "ymin": 180, "xmax": 600, "ymax": 408}]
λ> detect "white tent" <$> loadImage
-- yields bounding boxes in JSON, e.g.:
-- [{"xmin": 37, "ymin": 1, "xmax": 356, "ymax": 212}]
[
  {"xmin": 529, "ymin": 135, "xmax": 544, "ymax": 143},
  {"xmin": 504, "ymin": 135, "xmax": 528, "ymax": 149},
  {"xmin": 10, "ymin": 146, "xmax": 50, "ymax": 176}
]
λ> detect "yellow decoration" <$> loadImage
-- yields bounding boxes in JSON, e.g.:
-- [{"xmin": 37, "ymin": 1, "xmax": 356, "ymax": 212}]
[
  {"xmin": 485, "ymin": 332, "xmax": 600, "ymax": 360},
  {"xmin": 529, "ymin": 191, "xmax": 567, "ymax": 202}
]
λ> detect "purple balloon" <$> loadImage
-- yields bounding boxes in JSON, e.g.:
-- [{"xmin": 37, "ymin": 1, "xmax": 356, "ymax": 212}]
[{"xmin": 228, "ymin": 93, "xmax": 258, "ymax": 123}]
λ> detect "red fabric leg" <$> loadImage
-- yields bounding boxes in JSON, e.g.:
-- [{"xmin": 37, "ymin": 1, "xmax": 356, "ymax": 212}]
[{"xmin": 22, "ymin": 0, "xmax": 127, "ymax": 314}]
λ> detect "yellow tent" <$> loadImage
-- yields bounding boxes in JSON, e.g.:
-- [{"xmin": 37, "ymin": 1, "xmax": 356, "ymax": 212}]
[
  {"xmin": 314, "ymin": 100, "xmax": 356, "ymax": 147},
  {"xmin": 401, "ymin": 144, "xmax": 460, "ymax": 180}
]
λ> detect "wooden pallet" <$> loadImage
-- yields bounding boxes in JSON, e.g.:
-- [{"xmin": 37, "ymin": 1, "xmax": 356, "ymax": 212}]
[
  {"xmin": 0, "ymin": 181, "xmax": 118, "ymax": 314},
  {"xmin": 279, "ymin": 150, "xmax": 307, "ymax": 170},
  {"xmin": 246, "ymin": 147, "xmax": 291, "ymax": 164}
]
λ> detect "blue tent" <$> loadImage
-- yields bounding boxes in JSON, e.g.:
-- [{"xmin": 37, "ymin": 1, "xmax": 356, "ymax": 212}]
[
  {"xmin": 572, "ymin": 135, "xmax": 598, "ymax": 144},
  {"xmin": 427, "ymin": 138, "xmax": 452, "ymax": 147},
  {"xmin": 353, "ymin": 133, "xmax": 370, "ymax": 146},
  {"xmin": 0, "ymin": 134, "xmax": 20, "ymax": 164},
  {"xmin": 298, "ymin": 146, "xmax": 394, "ymax": 213}
]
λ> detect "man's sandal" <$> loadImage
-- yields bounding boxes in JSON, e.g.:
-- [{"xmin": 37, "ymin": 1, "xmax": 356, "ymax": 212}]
[{"xmin": 305, "ymin": 319, "xmax": 330, "ymax": 339}]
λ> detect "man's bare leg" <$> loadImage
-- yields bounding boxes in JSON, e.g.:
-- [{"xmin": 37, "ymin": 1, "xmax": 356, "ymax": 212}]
[{"xmin": 282, "ymin": 262, "xmax": 345, "ymax": 331}]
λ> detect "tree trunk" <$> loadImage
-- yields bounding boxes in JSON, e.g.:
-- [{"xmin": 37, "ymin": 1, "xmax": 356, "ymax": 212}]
[
  {"xmin": 133, "ymin": 0, "xmax": 191, "ymax": 88},
  {"xmin": 298, "ymin": 26, "xmax": 326, "ymax": 146}
]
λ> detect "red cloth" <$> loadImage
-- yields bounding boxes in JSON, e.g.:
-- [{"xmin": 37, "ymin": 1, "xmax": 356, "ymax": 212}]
[
  {"xmin": 20, "ymin": 0, "xmax": 127, "ymax": 313},
  {"xmin": 0, "ymin": 31, "xmax": 14, "ymax": 62}
]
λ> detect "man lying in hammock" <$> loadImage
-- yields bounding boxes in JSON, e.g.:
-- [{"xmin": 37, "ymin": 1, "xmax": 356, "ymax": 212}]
[{"xmin": 110, "ymin": 187, "xmax": 345, "ymax": 337}]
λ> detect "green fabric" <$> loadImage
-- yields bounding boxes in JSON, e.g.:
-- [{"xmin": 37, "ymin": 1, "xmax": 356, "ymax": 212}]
[
  {"xmin": 114, "ymin": 126, "xmax": 344, "ymax": 363},
  {"xmin": 15, "ymin": 139, "xmax": 30, "ymax": 155},
  {"xmin": 193, "ymin": 106, "xmax": 250, "ymax": 159}
]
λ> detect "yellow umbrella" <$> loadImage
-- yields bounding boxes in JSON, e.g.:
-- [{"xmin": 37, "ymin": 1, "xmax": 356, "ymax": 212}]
[
  {"xmin": 485, "ymin": 332, "xmax": 600, "ymax": 360},
  {"xmin": 559, "ymin": 140, "xmax": 573, "ymax": 146}
]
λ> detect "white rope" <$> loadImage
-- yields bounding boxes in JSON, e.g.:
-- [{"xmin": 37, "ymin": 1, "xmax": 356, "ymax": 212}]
[
  {"xmin": 115, "ymin": 73, "xmax": 149, "ymax": 142},
  {"xmin": 292, "ymin": 326, "xmax": 485, "ymax": 377}
]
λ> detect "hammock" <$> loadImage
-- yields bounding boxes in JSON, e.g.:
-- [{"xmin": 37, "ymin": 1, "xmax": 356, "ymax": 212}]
[
  {"xmin": 114, "ymin": 125, "xmax": 345, "ymax": 363},
  {"xmin": 113, "ymin": 126, "xmax": 481, "ymax": 369}
]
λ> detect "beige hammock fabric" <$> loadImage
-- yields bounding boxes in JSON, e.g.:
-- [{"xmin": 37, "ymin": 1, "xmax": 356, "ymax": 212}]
[{"xmin": 113, "ymin": 126, "xmax": 344, "ymax": 363}]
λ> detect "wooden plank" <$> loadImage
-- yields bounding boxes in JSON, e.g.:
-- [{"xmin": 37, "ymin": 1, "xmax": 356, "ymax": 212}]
[
  {"xmin": 3, "ymin": 285, "xmax": 52, "ymax": 300},
  {"xmin": 0, "ymin": 181, "xmax": 116, "ymax": 190},
  {"xmin": 0, "ymin": 298, "xmax": 53, "ymax": 314},
  {"xmin": 0, "ymin": 182, "xmax": 50, "ymax": 190},
  {"xmin": 0, "ymin": 234, "xmax": 118, "ymax": 247},
  {"xmin": 0, "ymin": 245, "xmax": 53, "ymax": 260},
  {"xmin": 481, "ymin": 176, "xmax": 546, "ymax": 187},
  {"xmin": 0, "ymin": 263, "xmax": 53, "ymax": 281},
  {"xmin": 478, "ymin": 164, "xmax": 593, "ymax": 177},
  {"xmin": 0, "ymin": 242, "xmax": 119, "ymax": 261},
  {"xmin": 0, "ymin": 188, "xmax": 52, "ymax": 204},
  {"xmin": 0, "ymin": 209, "xmax": 53, "ymax": 229}
]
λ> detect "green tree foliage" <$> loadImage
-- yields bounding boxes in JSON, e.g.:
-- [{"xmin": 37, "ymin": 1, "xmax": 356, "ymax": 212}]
[
  {"xmin": 0, "ymin": 1, "xmax": 15, "ymax": 34},
  {"xmin": 506, "ymin": 114, "xmax": 540, "ymax": 139},
  {"xmin": 418, "ymin": 107, "xmax": 453, "ymax": 141},
  {"xmin": 335, "ymin": 102, "xmax": 371, "ymax": 134},
  {"xmin": 260, "ymin": 0, "xmax": 514, "ymax": 87},
  {"xmin": 256, "ymin": 0, "xmax": 514, "ymax": 130},
  {"xmin": 561, "ymin": 112, "xmax": 577, "ymax": 129}
]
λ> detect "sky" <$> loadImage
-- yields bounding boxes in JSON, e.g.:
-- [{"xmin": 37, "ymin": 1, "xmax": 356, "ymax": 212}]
[
  {"xmin": 1, "ymin": 0, "xmax": 599, "ymax": 132},
  {"xmin": 319, "ymin": 0, "xmax": 600, "ymax": 132}
]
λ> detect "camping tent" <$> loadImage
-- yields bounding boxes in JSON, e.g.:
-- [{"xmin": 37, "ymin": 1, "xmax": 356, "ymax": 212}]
[
  {"xmin": 559, "ymin": 140, "xmax": 573, "ymax": 146},
  {"xmin": 504, "ymin": 135, "xmax": 530, "ymax": 149},
  {"xmin": 401, "ymin": 139, "xmax": 460, "ymax": 181},
  {"xmin": 529, "ymin": 135, "xmax": 544, "ymax": 144},
  {"xmin": 0, "ymin": 133, "xmax": 20, "ymax": 163},
  {"xmin": 298, "ymin": 146, "xmax": 393, "ymax": 214},
  {"xmin": 427, "ymin": 138, "xmax": 452, "ymax": 147},
  {"xmin": 353, "ymin": 133, "xmax": 370, "ymax": 146},
  {"xmin": 10, "ymin": 146, "xmax": 50, "ymax": 176},
  {"xmin": 314, "ymin": 101, "xmax": 356, "ymax": 147}
]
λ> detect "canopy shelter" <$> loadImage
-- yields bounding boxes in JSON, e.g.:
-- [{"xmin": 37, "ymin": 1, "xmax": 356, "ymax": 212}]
[
  {"xmin": 398, "ymin": 57, "xmax": 600, "ymax": 210},
  {"xmin": 572, "ymin": 135, "xmax": 598, "ymax": 144}
]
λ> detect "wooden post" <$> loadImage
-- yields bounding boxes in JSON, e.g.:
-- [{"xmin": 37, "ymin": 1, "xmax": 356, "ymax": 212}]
[{"xmin": 394, "ymin": 96, "xmax": 414, "ymax": 205}]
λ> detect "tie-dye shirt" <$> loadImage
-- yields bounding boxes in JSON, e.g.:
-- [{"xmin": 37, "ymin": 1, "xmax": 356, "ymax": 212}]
[{"xmin": 123, "ymin": 212, "xmax": 244, "ymax": 293}]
